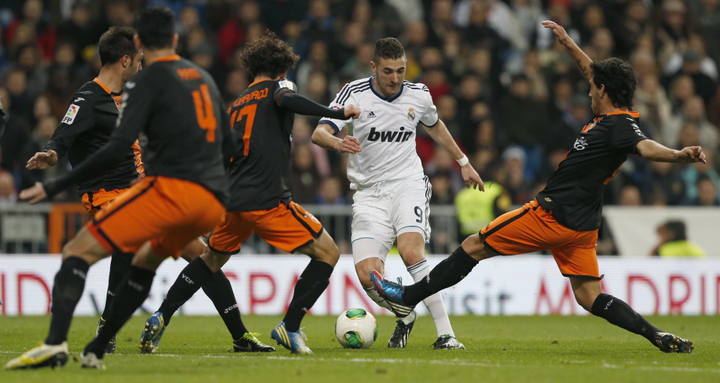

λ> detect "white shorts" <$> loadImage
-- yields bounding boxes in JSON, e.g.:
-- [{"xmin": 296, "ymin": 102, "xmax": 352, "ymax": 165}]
[{"xmin": 351, "ymin": 176, "xmax": 431, "ymax": 263}]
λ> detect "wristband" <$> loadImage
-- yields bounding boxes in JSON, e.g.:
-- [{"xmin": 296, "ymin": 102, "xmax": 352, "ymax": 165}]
[{"xmin": 456, "ymin": 155, "xmax": 469, "ymax": 167}]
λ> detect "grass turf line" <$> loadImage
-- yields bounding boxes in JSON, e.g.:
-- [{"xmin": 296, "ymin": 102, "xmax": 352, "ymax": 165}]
[{"xmin": 0, "ymin": 315, "xmax": 718, "ymax": 382}]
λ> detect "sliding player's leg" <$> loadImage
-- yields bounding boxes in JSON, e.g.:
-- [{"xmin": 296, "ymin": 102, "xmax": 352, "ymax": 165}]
[{"xmin": 559, "ymin": 244, "xmax": 694, "ymax": 354}]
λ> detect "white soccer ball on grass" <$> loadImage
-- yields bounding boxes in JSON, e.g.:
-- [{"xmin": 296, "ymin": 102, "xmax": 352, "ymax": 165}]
[{"xmin": 335, "ymin": 308, "xmax": 378, "ymax": 348}]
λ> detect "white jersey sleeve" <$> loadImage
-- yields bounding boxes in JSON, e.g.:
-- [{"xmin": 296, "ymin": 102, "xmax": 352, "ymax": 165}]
[
  {"xmin": 318, "ymin": 81, "xmax": 362, "ymax": 133},
  {"xmin": 419, "ymin": 85, "xmax": 439, "ymax": 127}
]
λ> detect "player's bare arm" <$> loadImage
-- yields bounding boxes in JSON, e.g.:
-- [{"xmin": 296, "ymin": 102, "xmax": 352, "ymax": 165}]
[
  {"xmin": 312, "ymin": 123, "xmax": 362, "ymax": 153},
  {"xmin": 422, "ymin": 119, "xmax": 484, "ymax": 190},
  {"xmin": 542, "ymin": 20, "xmax": 593, "ymax": 81},
  {"xmin": 636, "ymin": 140, "xmax": 707, "ymax": 164},
  {"xmin": 26, "ymin": 150, "xmax": 58, "ymax": 170}
]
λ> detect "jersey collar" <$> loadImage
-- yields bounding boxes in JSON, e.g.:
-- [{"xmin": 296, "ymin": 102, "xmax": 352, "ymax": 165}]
[
  {"xmin": 154, "ymin": 54, "xmax": 181, "ymax": 62},
  {"xmin": 368, "ymin": 77, "xmax": 403, "ymax": 102},
  {"xmin": 599, "ymin": 110, "xmax": 640, "ymax": 118}
]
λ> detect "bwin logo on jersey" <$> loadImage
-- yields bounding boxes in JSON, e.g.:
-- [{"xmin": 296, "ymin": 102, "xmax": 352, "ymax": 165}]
[
  {"xmin": 573, "ymin": 136, "xmax": 589, "ymax": 151},
  {"xmin": 367, "ymin": 127, "xmax": 413, "ymax": 142}
]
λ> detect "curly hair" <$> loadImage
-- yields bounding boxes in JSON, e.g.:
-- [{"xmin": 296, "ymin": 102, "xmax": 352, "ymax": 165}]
[
  {"xmin": 239, "ymin": 32, "xmax": 299, "ymax": 80},
  {"xmin": 591, "ymin": 58, "xmax": 636, "ymax": 109}
]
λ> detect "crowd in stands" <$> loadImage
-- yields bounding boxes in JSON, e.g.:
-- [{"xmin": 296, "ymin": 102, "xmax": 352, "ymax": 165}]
[{"xmin": 0, "ymin": 0, "xmax": 719, "ymax": 250}]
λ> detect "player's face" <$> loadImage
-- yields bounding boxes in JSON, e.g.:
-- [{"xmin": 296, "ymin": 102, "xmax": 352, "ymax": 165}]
[
  {"xmin": 122, "ymin": 52, "xmax": 143, "ymax": 82},
  {"xmin": 588, "ymin": 79, "xmax": 602, "ymax": 115},
  {"xmin": 371, "ymin": 56, "xmax": 407, "ymax": 97}
]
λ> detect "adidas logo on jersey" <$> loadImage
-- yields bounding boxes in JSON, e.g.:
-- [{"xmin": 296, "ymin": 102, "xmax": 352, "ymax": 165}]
[{"xmin": 367, "ymin": 127, "xmax": 413, "ymax": 143}]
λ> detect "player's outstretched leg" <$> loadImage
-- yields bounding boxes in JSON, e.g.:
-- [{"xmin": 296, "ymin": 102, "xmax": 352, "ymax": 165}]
[
  {"xmin": 5, "ymin": 229, "xmax": 108, "ymax": 370},
  {"xmin": 571, "ymin": 277, "xmax": 694, "ymax": 353},
  {"xmin": 97, "ymin": 251, "xmax": 133, "ymax": 354},
  {"xmin": 398, "ymin": 232, "xmax": 464, "ymax": 350},
  {"xmin": 353, "ymin": 238, "xmax": 417, "ymax": 348},
  {"xmin": 373, "ymin": 243, "xmax": 481, "ymax": 312},
  {"xmin": 271, "ymin": 231, "xmax": 338, "ymax": 354}
]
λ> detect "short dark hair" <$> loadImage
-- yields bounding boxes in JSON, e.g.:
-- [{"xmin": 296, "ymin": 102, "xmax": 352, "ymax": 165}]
[
  {"xmin": 97, "ymin": 26, "xmax": 137, "ymax": 66},
  {"xmin": 374, "ymin": 37, "xmax": 405, "ymax": 61},
  {"xmin": 135, "ymin": 7, "xmax": 175, "ymax": 49},
  {"xmin": 663, "ymin": 219, "xmax": 687, "ymax": 241},
  {"xmin": 590, "ymin": 58, "xmax": 636, "ymax": 109},
  {"xmin": 239, "ymin": 31, "xmax": 299, "ymax": 80}
]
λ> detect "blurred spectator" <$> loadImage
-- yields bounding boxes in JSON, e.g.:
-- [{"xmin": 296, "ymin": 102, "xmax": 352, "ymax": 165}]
[
  {"xmin": 617, "ymin": 184, "xmax": 643, "ymax": 206},
  {"xmin": 290, "ymin": 143, "xmax": 322, "ymax": 204},
  {"xmin": 495, "ymin": 146, "xmax": 533, "ymax": 204},
  {"xmin": 0, "ymin": 170, "xmax": 16, "ymax": 203},
  {"xmin": 455, "ymin": 180, "xmax": 511, "ymax": 236},
  {"xmin": 316, "ymin": 176, "xmax": 346, "ymax": 205},
  {"xmin": 695, "ymin": 174, "xmax": 720, "ymax": 206},
  {"xmin": 666, "ymin": 96, "xmax": 719, "ymax": 150},
  {"xmin": 649, "ymin": 219, "xmax": 706, "ymax": 257}
]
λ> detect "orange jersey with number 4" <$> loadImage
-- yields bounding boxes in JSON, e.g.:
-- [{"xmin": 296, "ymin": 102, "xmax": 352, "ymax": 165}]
[{"xmin": 114, "ymin": 55, "xmax": 232, "ymax": 204}]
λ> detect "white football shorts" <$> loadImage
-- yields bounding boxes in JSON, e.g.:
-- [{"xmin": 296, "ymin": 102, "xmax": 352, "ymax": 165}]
[{"xmin": 351, "ymin": 176, "xmax": 431, "ymax": 264}]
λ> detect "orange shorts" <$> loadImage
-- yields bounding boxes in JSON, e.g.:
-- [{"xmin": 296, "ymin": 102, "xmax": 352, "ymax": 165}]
[
  {"xmin": 82, "ymin": 188, "xmax": 128, "ymax": 215},
  {"xmin": 86, "ymin": 176, "xmax": 225, "ymax": 259},
  {"xmin": 208, "ymin": 201, "xmax": 323, "ymax": 255},
  {"xmin": 480, "ymin": 200, "xmax": 601, "ymax": 278}
]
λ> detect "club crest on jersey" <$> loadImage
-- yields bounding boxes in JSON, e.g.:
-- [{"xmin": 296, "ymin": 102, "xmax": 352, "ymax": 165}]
[
  {"xmin": 62, "ymin": 104, "xmax": 80, "ymax": 125},
  {"xmin": 407, "ymin": 107, "xmax": 416, "ymax": 121},
  {"xmin": 573, "ymin": 136, "xmax": 589, "ymax": 151},
  {"xmin": 367, "ymin": 127, "xmax": 413, "ymax": 142}
]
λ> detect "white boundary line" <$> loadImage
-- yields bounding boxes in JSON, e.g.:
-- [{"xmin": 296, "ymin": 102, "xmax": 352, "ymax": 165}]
[{"xmin": 2, "ymin": 350, "xmax": 719, "ymax": 374}]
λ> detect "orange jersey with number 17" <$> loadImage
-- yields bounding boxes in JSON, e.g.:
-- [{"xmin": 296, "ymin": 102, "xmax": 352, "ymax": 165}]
[{"xmin": 225, "ymin": 79, "xmax": 297, "ymax": 212}]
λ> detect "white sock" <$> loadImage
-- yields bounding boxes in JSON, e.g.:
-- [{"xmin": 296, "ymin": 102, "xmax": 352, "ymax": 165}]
[{"xmin": 407, "ymin": 259, "xmax": 454, "ymax": 337}]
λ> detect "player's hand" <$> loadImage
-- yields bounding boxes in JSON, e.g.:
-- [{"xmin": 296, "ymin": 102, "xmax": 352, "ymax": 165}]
[
  {"xmin": 344, "ymin": 105, "xmax": 361, "ymax": 119},
  {"xmin": 461, "ymin": 164, "xmax": 484, "ymax": 191},
  {"xmin": 677, "ymin": 146, "xmax": 707, "ymax": 164},
  {"xmin": 19, "ymin": 182, "xmax": 48, "ymax": 204},
  {"xmin": 541, "ymin": 20, "xmax": 572, "ymax": 46},
  {"xmin": 26, "ymin": 150, "xmax": 58, "ymax": 170},
  {"xmin": 335, "ymin": 135, "xmax": 361, "ymax": 153}
]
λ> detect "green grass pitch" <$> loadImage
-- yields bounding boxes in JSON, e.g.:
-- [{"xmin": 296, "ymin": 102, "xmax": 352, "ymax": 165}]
[{"xmin": 1, "ymin": 315, "xmax": 718, "ymax": 382}]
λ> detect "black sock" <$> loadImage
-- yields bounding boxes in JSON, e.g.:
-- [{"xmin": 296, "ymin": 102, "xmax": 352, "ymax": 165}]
[
  {"xmin": 87, "ymin": 265, "xmax": 155, "ymax": 357},
  {"xmin": 158, "ymin": 257, "xmax": 213, "ymax": 325},
  {"xmin": 283, "ymin": 260, "xmax": 333, "ymax": 332},
  {"xmin": 45, "ymin": 257, "xmax": 90, "ymax": 345},
  {"xmin": 101, "ymin": 252, "xmax": 132, "ymax": 319},
  {"xmin": 404, "ymin": 246, "xmax": 478, "ymax": 306},
  {"xmin": 202, "ymin": 271, "xmax": 248, "ymax": 340},
  {"xmin": 591, "ymin": 293, "xmax": 660, "ymax": 342}
]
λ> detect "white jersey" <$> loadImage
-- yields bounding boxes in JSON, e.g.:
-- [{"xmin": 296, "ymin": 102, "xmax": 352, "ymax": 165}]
[{"xmin": 319, "ymin": 77, "xmax": 439, "ymax": 189}]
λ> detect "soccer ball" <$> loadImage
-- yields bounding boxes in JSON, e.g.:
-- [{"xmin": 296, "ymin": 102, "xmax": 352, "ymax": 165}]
[{"xmin": 335, "ymin": 308, "xmax": 378, "ymax": 348}]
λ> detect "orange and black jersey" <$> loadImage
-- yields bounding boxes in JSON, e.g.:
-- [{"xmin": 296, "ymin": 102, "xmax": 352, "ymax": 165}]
[
  {"xmin": 44, "ymin": 56, "xmax": 234, "ymax": 204},
  {"xmin": 45, "ymin": 79, "xmax": 140, "ymax": 195},
  {"xmin": 226, "ymin": 79, "xmax": 345, "ymax": 211},
  {"xmin": 536, "ymin": 111, "xmax": 648, "ymax": 231}
]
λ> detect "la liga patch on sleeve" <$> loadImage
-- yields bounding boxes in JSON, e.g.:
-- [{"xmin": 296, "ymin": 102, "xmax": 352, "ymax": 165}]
[{"xmin": 62, "ymin": 104, "xmax": 80, "ymax": 125}]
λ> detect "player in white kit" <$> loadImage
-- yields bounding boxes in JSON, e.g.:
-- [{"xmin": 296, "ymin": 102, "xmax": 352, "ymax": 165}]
[{"xmin": 312, "ymin": 38, "xmax": 483, "ymax": 349}]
